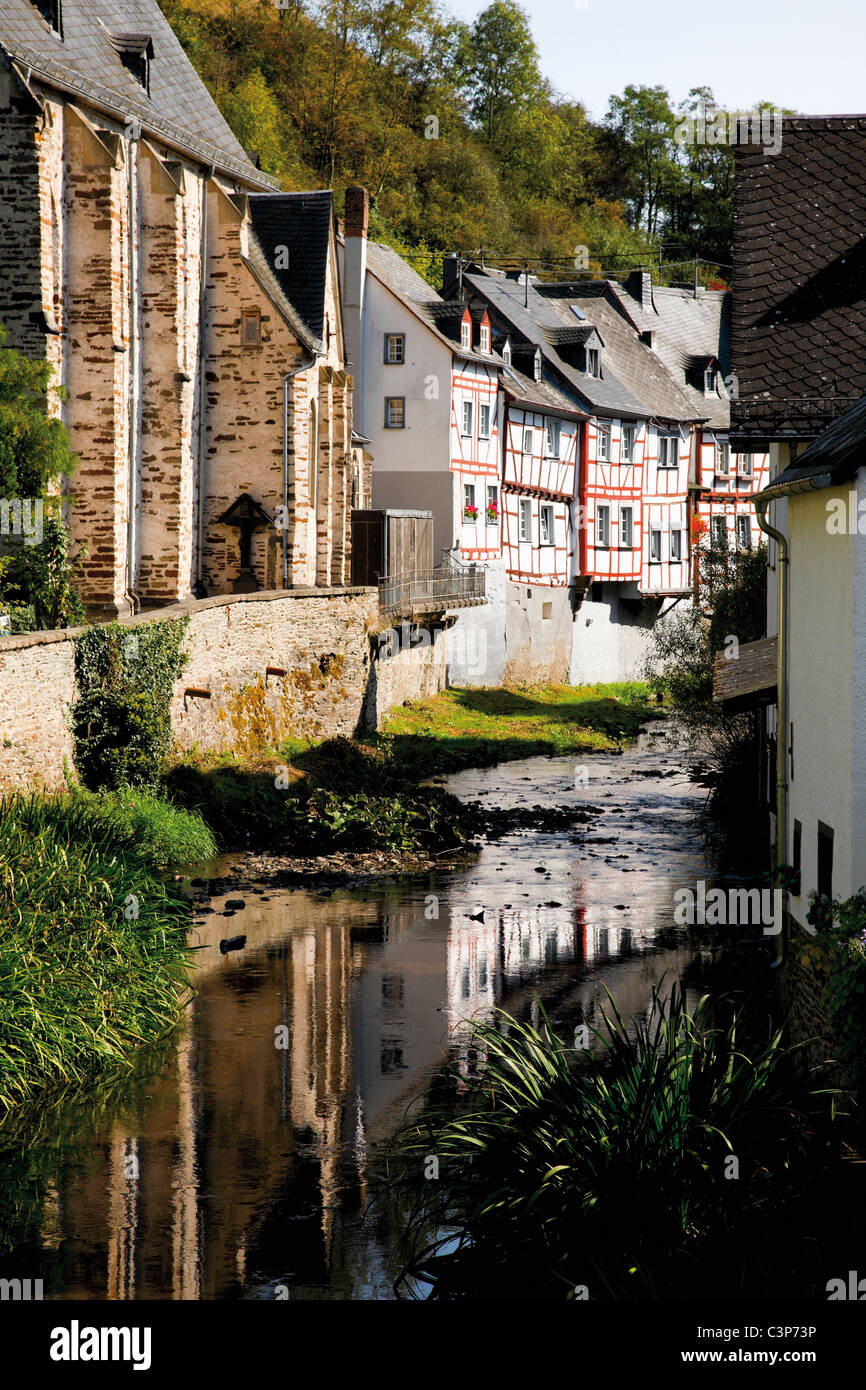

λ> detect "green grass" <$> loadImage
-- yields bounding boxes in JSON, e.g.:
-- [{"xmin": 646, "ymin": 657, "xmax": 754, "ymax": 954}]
[
  {"xmin": 0, "ymin": 789, "xmax": 214, "ymax": 1110},
  {"xmin": 390, "ymin": 983, "xmax": 835, "ymax": 1300},
  {"xmin": 378, "ymin": 681, "xmax": 661, "ymax": 777}
]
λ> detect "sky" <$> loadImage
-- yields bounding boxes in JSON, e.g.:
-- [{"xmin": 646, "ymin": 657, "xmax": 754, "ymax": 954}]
[{"xmin": 445, "ymin": 0, "xmax": 866, "ymax": 123}]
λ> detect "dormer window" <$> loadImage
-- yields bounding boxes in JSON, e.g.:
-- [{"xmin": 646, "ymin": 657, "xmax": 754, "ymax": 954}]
[
  {"xmin": 32, "ymin": 0, "xmax": 62, "ymax": 34},
  {"xmin": 502, "ymin": 338, "xmax": 512, "ymax": 367},
  {"xmin": 533, "ymin": 348, "xmax": 542, "ymax": 382},
  {"xmin": 461, "ymin": 318, "xmax": 471, "ymax": 350},
  {"xmin": 587, "ymin": 347, "xmax": 600, "ymax": 378},
  {"xmin": 480, "ymin": 323, "xmax": 490, "ymax": 353},
  {"xmin": 704, "ymin": 367, "xmax": 717, "ymax": 393},
  {"xmin": 641, "ymin": 330, "xmax": 654, "ymax": 348},
  {"xmin": 111, "ymin": 34, "xmax": 154, "ymax": 94}
]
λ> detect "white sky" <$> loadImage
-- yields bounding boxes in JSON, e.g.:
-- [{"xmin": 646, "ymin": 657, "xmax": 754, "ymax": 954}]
[{"xmin": 446, "ymin": 0, "xmax": 865, "ymax": 123}]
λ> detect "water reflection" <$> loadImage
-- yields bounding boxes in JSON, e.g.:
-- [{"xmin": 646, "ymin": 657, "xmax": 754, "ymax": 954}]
[{"xmin": 1, "ymin": 730, "xmax": 718, "ymax": 1300}]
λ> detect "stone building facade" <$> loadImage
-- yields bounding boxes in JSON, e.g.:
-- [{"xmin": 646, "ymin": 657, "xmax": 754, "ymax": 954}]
[{"xmin": 0, "ymin": 0, "xmax": 361, "ymax": 615}]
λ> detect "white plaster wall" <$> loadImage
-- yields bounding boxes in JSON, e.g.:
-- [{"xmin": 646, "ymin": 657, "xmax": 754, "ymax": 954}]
[
  {"xmin": 785, "ymin": 485, "xmax": 854, "ymax": 915},
  {"xmin": 447, "ymin": 559, "xmax": 507, "ymax": 686},
  {"xmin": 570, "ymin": 587, "xmax": 668, "ymax": 684}
]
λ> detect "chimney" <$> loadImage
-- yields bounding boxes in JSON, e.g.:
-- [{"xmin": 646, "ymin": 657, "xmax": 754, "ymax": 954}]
[
  {"xmin": 442, "ymin": 252, "xmax": 460, "ymax": 297},
  {"xmin": 344, "ymin": 186, "xmax": 369, "ymax": 239},
  {"xmin": 625, "ymin": 269, "xmax": 653, "ymax": 311},
  {"xmin": 343, "ymin": 187, "xmax": 368, "ymax": 433}
]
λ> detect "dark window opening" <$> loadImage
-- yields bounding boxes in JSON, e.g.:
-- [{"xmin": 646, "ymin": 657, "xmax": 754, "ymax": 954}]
[
  {"xmin": 32, "ymin": 0, "xmax": 62, "ymax": 34},
  {"xmin": 590, "ymin": 581, "xmax": 603, "ymax": 602},
  {"xmin": 792, "ymin": 820, "xmax": 802, "ymax": 897},
  {"xmin": 817, "ymin": 822, "xmax": 833, "ymax": 900},
  {"xmin": 111, "ymin": 34, "xmax": 154, "ymax": 94}
]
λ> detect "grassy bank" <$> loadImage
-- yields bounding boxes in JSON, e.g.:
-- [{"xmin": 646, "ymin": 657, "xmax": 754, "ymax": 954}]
[
  {"xmin": 168, "ymin": 682, "xmax": 659, "ymax": 853},
  {"xmin": 0, "ymin": 790, "xmax": 216, "ymax": 1110}
]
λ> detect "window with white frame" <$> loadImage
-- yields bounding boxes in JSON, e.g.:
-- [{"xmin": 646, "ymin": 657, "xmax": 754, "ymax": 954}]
[
  {"xmin": 479, "ymin": 404, "xmax": 491, "ymax": 439},
  {"xmin": 463, "ymin": 484, "xmax": 476, "ymax": 518},
  {"xmin": 384, "ymin": 396, "xmax": 405, "ymax": 428},
  {"xmin": 523, "ymin": 426, "xmax": 534, "ymax": 455},
  {"xmin": 658, "ymin": 434, "xmax": 677, "ymax": 467},
  {"xmin": 716, "ymin": 442, "xmax": 730, "ymax": 475},
  {"xmin": 736, "ymin": 515, "xmax": 752, "ymax": 549},
  {"xmin": 487, "ymin": 484, "xmax": 499, "ymax": 524},
  {"xmin": 502, "ymin": 338, "xmax": 512, "ymax": 367},
  {"xmin": 545, "ymin": 419, "xmax": 560, "ymax": 457},
  {"xmin": 620, "ymin": 507, "xmax": 633, "ymax": 548},
  {"xmin": 670, "ymin": 528, "xmax": 683, "ymax": 561},
  {"xmin": 705, "ymin": 367, "xmax": 717, "ymax": 393},
  {"xmin": 587, "ymin": 347, "xmax": 600, "ymax": 378},
  {"xmin": 650, "ymin": 529, "xmax": 662, "ymax": 561},
  {"xmin": 533, "ymin": 348, "xmax": 542, "ymax": 382},
  {"xmin": 461, "ymin": 319, "xmax": 471, "ymax": 350},
  {"xmin": 597, "ymin": 423, "xmax": 611, "ymax": 461},
  {"xmin": 384, "ymin": 333, "xmax": 405, "ymax": 364},
  {"xmin": 540, "ymin": 504, "xmax": 554, "ymax": 545},
  {"xmin": 596, "ymin": 505, "xmax": 610, "ymax": 547},
  {"xmin": 480, "ymin": 323, "xmax": 490, "ymax": 352},
  {"xmin": 711, "ymin": 515, "xmax": 727, "ymax": 548},
  {"xmin": 462, "ymin": 400, "xmax": 473, "ymax": 436},
  {"xmin": 621, "ymin": 425, "xmax": 636, "ymax": 463},
  {"xmin": 738, "ymin": 453, "xmax": 753, "ymax": 478},
  {"xmin": 519, "ymin": 498, "xmax": 532, "ymax": 542}
]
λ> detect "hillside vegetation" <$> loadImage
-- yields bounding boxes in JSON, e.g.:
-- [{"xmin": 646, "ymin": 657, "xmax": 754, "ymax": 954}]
[{"xmin": 158, "ymin": 0, "xmax": 786, "ymax": 283}]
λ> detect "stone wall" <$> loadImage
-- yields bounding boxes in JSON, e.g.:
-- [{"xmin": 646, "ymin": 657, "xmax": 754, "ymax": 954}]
[{"xmin": 0, "ymin": 588, "xmax": 446, "ymax": 791}]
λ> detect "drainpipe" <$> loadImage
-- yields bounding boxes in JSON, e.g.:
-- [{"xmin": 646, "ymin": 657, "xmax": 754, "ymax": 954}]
[
  {"xmin": 125, "ymin": 120, "xmax": 142, "ymax": 613},
  {"xmin": 283, "ymin": 356, "xmax": 318, "ymax": 588},
  {"xmin": 754, "ymin": 495, "xmax": 789, "ymax": 961},
  {"xmin": 194, "ymin": 167, "xmax": 214, "ymax": 596}
]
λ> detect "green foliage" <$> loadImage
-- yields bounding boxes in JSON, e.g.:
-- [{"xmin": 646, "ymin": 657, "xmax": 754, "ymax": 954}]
[
  {"xmin": 644, "ymin": 541, "xmax": 767, "ymax": 813},
  {"xmin": 70, "ymin": 618, "xmax": 189, "ymax": 790},
  {"xmin": 0, "ymin": 791, "xmax": 198, "ymax": 1110},
  {"xmin": 799, "ymin": 889, "xmax": 866, "ymax": 1095},
  {"xmin": 0, "ymin": 328, "xmax": 83, "ymax": 630},
  {"xmin": 391, "ymin": 984, "xmax": 832, "ymax": 1299}
]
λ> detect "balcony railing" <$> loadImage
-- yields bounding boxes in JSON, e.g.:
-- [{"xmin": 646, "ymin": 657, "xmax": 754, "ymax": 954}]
[{"xmin": 378, "ymin": 564, "xmax": 486, "ymax": 618}]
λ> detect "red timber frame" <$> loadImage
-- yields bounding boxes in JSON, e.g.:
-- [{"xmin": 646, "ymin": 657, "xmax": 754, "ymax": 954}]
[
  {"xmin": 641, "ymin": 421, "xmax": 691, "ymax": 596},
  {"xmin": 583, "ymin": 416, "xmax": 644, "ymax": 582},
  {"xmin": 451, "ymin": 354, "xmax": 501, "ymax": 562},
  {"xmin": 691, "ymin": 427, "xmax": 771, "ymax": 589},
  {"xmin": 501, "ymin": 404, "xmax": 578, "ymax": 586}
]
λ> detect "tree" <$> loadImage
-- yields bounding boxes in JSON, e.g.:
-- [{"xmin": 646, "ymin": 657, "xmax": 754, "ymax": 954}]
[
  {"xmin": 464, "ymin": 1, "xmax": 542, "ymax": 151},
  {"xmin": 0, "ymin": 327, "xmax": 84, "ymax": 629},
  {"xmin": 605, "ymin": 84, "xmax": 678, "ymax": 237}
]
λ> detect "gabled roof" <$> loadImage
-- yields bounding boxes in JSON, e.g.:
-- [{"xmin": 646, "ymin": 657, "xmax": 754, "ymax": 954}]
[
  {"xmin": 611, "ymin": 279, "xmax": 731, "ymax": 430},
  {"xmin": 730, "ymin": 116, "xmax": 866, "ymax": 444},
  {"xmin": 365, "ymin": 241, "xmax": 491, "ymax": 364},
  {"xmin": 501, "ymin": 363, "xmax": 586, "ymax": 420},
  {"xmin": 249, "ymin": 190, "xmax": 334, "ymax": 348},
  {"xmin": 754, "ymin": 390, "xmax": 866, "ymax": 499},
  {"xmin": 0, "ymin": 0, "xmax": 273, "ymax": 187},
  {"xmin": 458, "ymin": 270, "xmax": 699, "ymax": 423}
]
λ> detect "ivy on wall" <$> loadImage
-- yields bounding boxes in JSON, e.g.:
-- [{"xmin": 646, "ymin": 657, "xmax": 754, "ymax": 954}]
[{"xmin": 70, "ymin": 618, "xmax": 189, "ymax": 789}]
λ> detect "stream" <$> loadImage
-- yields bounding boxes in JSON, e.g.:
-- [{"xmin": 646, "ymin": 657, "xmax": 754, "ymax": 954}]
[{"xmin": 1, "ymin": 726, "xmax": 742, "ymax": 1300}]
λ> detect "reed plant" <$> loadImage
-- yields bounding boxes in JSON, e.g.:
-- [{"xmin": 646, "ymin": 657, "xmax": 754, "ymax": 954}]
[{"xmin": 391, "ymin": 983, "xmax": 835, "ymax": 1299}]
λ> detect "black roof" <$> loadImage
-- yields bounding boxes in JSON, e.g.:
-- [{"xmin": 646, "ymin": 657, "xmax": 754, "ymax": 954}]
[
  {"xmin": 249, "ymin": 191, "xmax": 334, "ymax": 344},
  {"xmin": 0, "ymin": 0, "xmax": 273, "ymax": 186},
  {"xmin": 731, "ymin": 116, "xmax": 866, "ymax": 445},
  {"xmin": 755, "ymin": 391, "xmax": 866, "ymax": 498}
]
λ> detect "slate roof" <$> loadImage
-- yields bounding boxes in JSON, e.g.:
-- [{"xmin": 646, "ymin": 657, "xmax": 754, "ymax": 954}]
[
  {"xmin": 365, "ymin": 241, "xmax": 491, "ymax": 364},
  {"xmin": 610, "ymin": 279, "xmax": 731, "ymax": 430},
  {"xmin": 500, "ymin": 363, "xmax": 586, "ymax": 419},
  {"xmin": 249, "ymin": 191, "xmax": 334, "ymax": 348},
  {"xmin": 754, "ymin": 390, "xmax": 866, "ymax": 498},
  {"xmin": 459, "ymin": 270, "xmax": 700, "ymax": 424},
  {"xmin": 0, "ymin": 0, "xmax": 273, "ymax": 187},
  {"xmin": 730, "ymin": 116, "xmax": 866, "ymax": 445}
]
